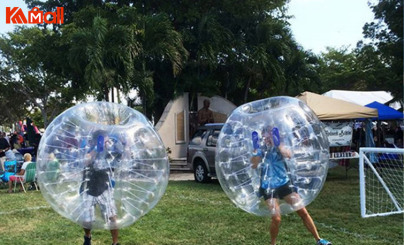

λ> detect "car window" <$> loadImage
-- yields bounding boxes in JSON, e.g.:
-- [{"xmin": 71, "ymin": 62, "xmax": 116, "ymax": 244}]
[
  {"xmin": 206, "ymin": 129, "xmax": 221, "ymax": 147},
  {"xmin": 190, "ymin": 129, "xmax": 207, "ymax": 145}
]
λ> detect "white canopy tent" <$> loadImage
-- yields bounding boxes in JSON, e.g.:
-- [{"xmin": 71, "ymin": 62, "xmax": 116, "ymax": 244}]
[{"xmin": 323, "ymin": 90, "xmax": 401, "ymax": 110}]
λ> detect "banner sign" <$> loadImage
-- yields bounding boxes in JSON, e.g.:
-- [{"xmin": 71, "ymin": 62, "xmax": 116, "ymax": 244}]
[{"xmin": 323, "ymin": 122, "xmax": 353, "ymax": 147}]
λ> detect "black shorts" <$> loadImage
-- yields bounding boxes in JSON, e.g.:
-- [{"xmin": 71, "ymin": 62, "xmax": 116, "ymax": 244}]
[{"xmin": 258, "ymin": 182, "xmax": 293, "ymax": 200}]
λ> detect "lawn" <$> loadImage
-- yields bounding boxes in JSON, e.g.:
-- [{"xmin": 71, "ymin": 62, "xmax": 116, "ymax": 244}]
[{"xmin": 0, "ymin": 166, "xmax": 402, "ymax": 245}]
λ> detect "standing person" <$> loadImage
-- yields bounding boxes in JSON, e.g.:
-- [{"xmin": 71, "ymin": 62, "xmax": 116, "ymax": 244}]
[
  {"xmin": 197, "ymin": 99, "xmax": 214, "ymax": 126},
  {"xmin": 251, "ymin": 126, "xmax": 331, "ymax": 245},
  {"xmin": 18, "ymin": 132, "xmax": 24, "ymax": 148},
  {"xmin": 33, "ymin": 133, "xmax": 42, "ymax": 156},
  {"xmin": 0, "ymin": 132, "xmax": 11, "ymax": 171},
  {"xmin": 393, "ymin": 125, "xmax": 403, "ymax": 148},
  {"xmin": 7, "ymin": 153, "xmax": 32, "ymax": 193},
  {"xmin": 80, "ymin": 130, "xmax": 120, "ymax": 245}
]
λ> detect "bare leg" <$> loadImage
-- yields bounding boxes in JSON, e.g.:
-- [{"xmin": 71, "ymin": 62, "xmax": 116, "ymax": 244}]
[
  {"xmin": 110, "ymin": 229, "xmax": 119, "ymax": 245},
  {"xmin": 0, "ymin": 157, "xmax": 5, "ymax": 172},
  {"xmin": 296, "ymin": 208, "xmax": 320, "ymax": 241},
  {"xmin": 9, "ymin": 178, "xmax": 24, "ymax": 192},
  {"xmin": 285, "ymin": 192, "xmax": 321, "ymax": 241},
  {"xmin": 84, "ymin": 228, "xmax": 91, "ymax": 238},
  {"xmin": 8, "ymin": 179, "xmax": 13, "ymax": 192},
  {"xmin": 109, "ymin": 215, "xmax": 119, "ymax": 245},
  {"xmin": 266, "ymin": 198, "xmax": 281, "ymax": 245}
]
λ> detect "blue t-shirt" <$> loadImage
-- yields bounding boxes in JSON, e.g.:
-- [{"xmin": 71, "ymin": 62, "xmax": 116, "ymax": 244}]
[{"xmin": 258, "ymin": 146, "xmax": 289, "ymax": 189}]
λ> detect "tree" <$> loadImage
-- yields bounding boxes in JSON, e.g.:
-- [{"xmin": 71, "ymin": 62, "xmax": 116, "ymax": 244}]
[
  {"xmin": 134, "ymin": 0, "xmax": 319, "ymax": 110},
  {"xmin": 362, "ymin": 0, "xmax": 403, "ymax": 102},
  {"xmin": 317, "ymin": 47, "xmax": 362, "ymax": 92},
  {"xmin": 283, "ymin": 48, "xmax": 322, "ymax": 96},
  {"xmin": 317, "ymin": 0, "xmax": 402, "ymax": 104},
  {"xmin": 133, "ymin": 12, "xmax": 188, "ymax": 118},
  {"xmin": 16, "ymin": 0, "xmax": 321, "ymax": 123},
  {"xmin": 68, "ymin": 15, "xmax": 136, "ymax": 101},
  {"xmin": 0, "ymin": 27, "xmax": 73, "ymax": 127},
  {"xmin": 65, "ymin": 5, "xmax": 188, "ymax": 119},
  {"xmin": 0, "ymin": 75, "xmax": 28, "ymax": 126}
]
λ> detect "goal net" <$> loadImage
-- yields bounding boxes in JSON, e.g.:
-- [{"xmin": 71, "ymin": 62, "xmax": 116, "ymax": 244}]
[{"xmin": 359, "ymin": 147, "xmax": 404, "ymax": 218}]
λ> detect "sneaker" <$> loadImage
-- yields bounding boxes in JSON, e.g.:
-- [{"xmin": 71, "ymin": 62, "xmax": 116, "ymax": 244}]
[
  {"xmin": 83, "ymin": 236, "xmax": 91, "ymax": 245},
  {"xmin": 317, "ymin": 238, "xmax": 332, "ymax": 245}
]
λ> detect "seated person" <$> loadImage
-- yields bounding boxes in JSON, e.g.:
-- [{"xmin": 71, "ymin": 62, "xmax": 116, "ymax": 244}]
[
  {"xmin": 7, "ymin": 153, "xmax": 32, "ymax": 193},
  {"xmin": 0, "ymin": 149, "xmax": 17, "ymax": 181},
  {"xmin": 10, "ymin": 132, "xmax": 21, "ymax": 150},
  {"xmin": 0, "ymin": 132, "xmax": 11, "ymax": 172}
]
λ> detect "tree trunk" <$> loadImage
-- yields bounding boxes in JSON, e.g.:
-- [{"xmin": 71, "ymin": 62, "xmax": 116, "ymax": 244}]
[
  {"xmin": 243, "ymin": 77, "xmax": 252, "ymax": 103},
  {"xmin": 104, "ymin": 84, "xmax": 109, "ymax": 102},
  {"xmin": 116, "ymin": 89, "xmax": 121, "ymax": 104}
]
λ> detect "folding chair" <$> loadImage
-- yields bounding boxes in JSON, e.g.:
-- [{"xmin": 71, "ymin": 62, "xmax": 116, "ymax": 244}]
[
  {"xmin": 13, "ymin": 162, "xmax": 38, "ymax": 193},
  {"xmin": 1, "ymin": 160, "xmax": 17, "ymax": 183}
]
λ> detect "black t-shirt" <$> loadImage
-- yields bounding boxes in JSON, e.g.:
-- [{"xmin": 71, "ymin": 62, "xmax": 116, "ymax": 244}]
[
  {"xmin": 10, "ymin": 135, "xmax": 18, "ymax": 148},
  {"xmin": 0, "ymin": 138, "xmax": 10, "ymax": 158},
  {"xmin": 81, "ymin": 164, "xmax": 110, "ymax": 197},
  {"xmin": 87, "ymin": 167, "xmax": 109, "ymax": 196}
]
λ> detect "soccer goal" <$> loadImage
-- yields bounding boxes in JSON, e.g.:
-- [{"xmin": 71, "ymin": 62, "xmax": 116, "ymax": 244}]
[{"xmin": 359, "ymin": 147, "xmax": 404, "ymax": 218}]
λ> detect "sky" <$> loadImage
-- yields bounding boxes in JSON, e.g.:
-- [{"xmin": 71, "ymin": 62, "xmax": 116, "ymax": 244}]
[
  {"xmin": 0, "ymin": 0, "xmax": 29, "ymax": 33},
  {"xmin": 287, "ymin": 0, "xmax": 375, "ymax": 54},
  {"xmin": 0, "ymin": 0, "xmax": 375, "ymax": 54}
]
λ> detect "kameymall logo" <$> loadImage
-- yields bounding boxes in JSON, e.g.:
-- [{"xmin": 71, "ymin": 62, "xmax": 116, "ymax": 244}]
[{"xmin": 6, "ymin": 7, "xmax": 64, "ymax": 24}]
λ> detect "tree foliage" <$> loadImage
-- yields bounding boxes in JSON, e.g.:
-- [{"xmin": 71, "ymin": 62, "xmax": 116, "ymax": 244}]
[
  {"xmin": 1, "ymin": 0, "xmax": 400, "ymax": 128},
  {"xmin": 362, "ymin": 0, "xmax": 403, "ymax": 102},
  {"xmin": 0, "ymin": 27, "xmax": 73, "ymax": 127},
  {"xmin": 317, "ymin": 0, "xmax": 402, "ymax": 105},
  {"xmin": 67, "ymin": 11, "xmax": 138, "ymax": 101},
  {"xmin": 132, "ymin": 0, "xmax": 320, "ymax": 113}
]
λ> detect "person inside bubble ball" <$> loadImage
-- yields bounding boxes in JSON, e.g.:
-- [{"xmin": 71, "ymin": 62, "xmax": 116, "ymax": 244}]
[
  {"xmin": 251, "ymin": 126, "xmax": 331, "ymax": 245},
  {"xmin": 79, "ymin": 130, "xmax": 121, "ymax": 245}
]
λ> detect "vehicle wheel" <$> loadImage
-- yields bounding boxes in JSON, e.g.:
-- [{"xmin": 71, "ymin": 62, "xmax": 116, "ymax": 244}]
[{"xmin": 194, "ymin": 161, "xmax": 211, "ymax": 183}]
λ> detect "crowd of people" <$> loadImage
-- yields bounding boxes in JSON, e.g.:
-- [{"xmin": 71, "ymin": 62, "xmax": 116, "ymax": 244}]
[
  {"xmin": 352, "ymin": 121, "xmax": 403, "ymax": 151},
  {"xmin": 0, "ymin": 130, "xmax": 40, "ymax": 175}
]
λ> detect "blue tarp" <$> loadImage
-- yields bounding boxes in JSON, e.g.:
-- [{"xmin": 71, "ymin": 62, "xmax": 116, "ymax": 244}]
[{"xmin": 365, "ymin": 101, "xmax": 404, "ymax": 120}]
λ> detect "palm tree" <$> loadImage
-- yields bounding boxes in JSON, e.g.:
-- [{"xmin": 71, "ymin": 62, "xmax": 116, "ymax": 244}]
[
  {"xmin": 69, "ymin": 16, "xmax": 138, "ymax": 101},
  {"xmin": 133, "ymin": 13, "xmax": 188, "ymax": 117}
]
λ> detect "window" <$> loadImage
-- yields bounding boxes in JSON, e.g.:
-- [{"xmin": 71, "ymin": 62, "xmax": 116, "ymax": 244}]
[
  {"xmin": 206, "ymin": 129, "xmax": 220, "ymax": 147},
  {"xmin": 175, "ymin": 111, "xmax": 186, "ymax": 143},
  {"xmin": 190, "ymin": 129, "xmax": 207, "ymax": 145}
]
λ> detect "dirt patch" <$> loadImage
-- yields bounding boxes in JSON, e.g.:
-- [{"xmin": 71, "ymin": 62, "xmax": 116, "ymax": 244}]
[{"xmin": 169, "ymin": 172, "xmax": 194, "ymax": 181}]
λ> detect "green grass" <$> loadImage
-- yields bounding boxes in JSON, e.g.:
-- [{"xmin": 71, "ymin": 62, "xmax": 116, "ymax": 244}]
[{"xmin": 0, "ymin": 166, "xmax": 402, "ymax": 245}]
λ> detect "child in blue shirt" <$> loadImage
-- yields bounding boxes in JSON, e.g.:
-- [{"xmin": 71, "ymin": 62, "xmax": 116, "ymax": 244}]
[{"xmin": 251, "ymin": 126, "xmax": 331, "ymax": 245}]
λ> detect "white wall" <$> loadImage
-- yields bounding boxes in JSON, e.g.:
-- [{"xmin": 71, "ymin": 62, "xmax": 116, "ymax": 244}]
[
  {"xmin": 156, "ymin": 93, "xmax": 236, "ymax": 160},
  {"xmin": 155, "ymin": 93, "xmax": 189, "ymax": 160},
  {"xmin": 198, "ymin": 95, "xmax": 236, "ymax": 119}
]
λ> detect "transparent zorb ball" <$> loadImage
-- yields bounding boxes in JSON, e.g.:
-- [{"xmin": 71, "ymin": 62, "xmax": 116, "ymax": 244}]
[
  {"xmin": 215, "ymin": 96, "xmax": 329, "ymax": 216},
  {"xmin": 36, "ymin": 102, "xmax": 169, "ymax": 229}
]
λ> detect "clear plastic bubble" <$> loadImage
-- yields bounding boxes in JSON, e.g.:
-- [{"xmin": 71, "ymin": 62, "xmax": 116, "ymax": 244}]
[
  {"xmin": 36, "ymin": 102, "xmax": 169, "ymax": 229},
  {"xmin": 215, "ymin": 97, "xmax": 329, "ymax": 216}
]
